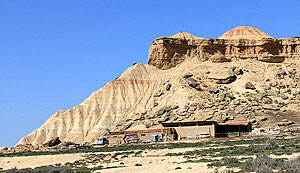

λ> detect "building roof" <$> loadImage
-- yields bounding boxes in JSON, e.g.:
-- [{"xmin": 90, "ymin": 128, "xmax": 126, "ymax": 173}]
[
  {"xmin": 104, "ymin": 129, "xmax": 162, "ymax": 136},
  {"xmin": 218, "ymin": 121, "xmax": 250, "ymax": 126},
  {"xmin": 161, "ymin": 121, "xmax": 218, "ymax": 127},
  {"xmin": 161, "ymin": 121, "xmax": 251, "ymax": 127},
  {"xmin": 104, "ymin": 121, "xmax": 251, "ymax": 136}
]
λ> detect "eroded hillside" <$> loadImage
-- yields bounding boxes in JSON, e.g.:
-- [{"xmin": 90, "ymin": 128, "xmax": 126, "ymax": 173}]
[{"xmin": 17, "ymin": 26, "xmax": 300, "ymax": 146}]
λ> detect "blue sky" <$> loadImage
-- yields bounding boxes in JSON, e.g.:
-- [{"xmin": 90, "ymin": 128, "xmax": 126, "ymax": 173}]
[{"xmin": 1, "ymin": 0, "xmax": 300, "ymax": 147}]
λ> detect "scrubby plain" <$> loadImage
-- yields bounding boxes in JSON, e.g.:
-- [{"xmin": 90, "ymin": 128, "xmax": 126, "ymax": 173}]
[{"xmin": 2, "ymin": 135, "xmax": 300, "ymax": 172}]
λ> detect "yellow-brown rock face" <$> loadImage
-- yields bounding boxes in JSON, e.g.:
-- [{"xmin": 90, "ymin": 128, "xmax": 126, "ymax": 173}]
[
  {"xmin": 148, "ymin": 27, "xmax": 300, "ymax": 70},
  {"xmin": 18, "ymin": 26, "xmax": 300, "ymax": 146}
]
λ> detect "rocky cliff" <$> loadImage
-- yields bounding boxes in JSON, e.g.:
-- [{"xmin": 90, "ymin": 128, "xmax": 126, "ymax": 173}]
[
  {"xmin": 18, "ymin": 26, "xmax": 300, "ymax": 146},
  {"xmin": 148, "ymin": 27, "xmax": 300, "ymax": 70}
]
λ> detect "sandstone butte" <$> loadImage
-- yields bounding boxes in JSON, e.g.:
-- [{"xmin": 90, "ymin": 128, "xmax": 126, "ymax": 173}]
[{"xmin": 17, "ymin": 26, "xmax": 300, "ymax": 146}]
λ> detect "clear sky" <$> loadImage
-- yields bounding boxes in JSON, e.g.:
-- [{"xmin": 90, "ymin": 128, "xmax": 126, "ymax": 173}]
[{"xmin": 1, "ymin": 0, "xmax": 300, "ymax": 147}]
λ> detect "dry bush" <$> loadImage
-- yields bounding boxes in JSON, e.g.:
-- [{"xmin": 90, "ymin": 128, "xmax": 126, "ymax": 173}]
[
  {"xmin": 264, "ymin": 138, "xmax": 278, "ymax": 150},
  {"xmin": 5, "ymin": 165, "xmax": 73, "ymax": 173},
  {"xmin": 279, "ymin": 156, "xmax": 300, "ymax": 173},
  {"xmin": 223, "ymin": 157, "xmax": 239, "ymax": 167},
  {"xmin": 230, "ymin": 146, "xmax": 246, "ymax": 154},
  {"xmin": 240, "ymin": 154, "xmax": 278, "ymax": 173}
]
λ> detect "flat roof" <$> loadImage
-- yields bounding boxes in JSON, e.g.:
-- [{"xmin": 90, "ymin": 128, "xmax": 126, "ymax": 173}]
[
  {"xmin": 161, "ymin": 121, "xmax": 251, "ymax": 127},
  {"xmin": 218, "ymin": 121, "xmax": 250, "ymax": 126},
  {"xmin": 104, "ymin": 129, "xmax": 162, "ymax": 136},
  {"xmin": 161, "ymin": 121, "xmax": 218, "ymax": 127}
]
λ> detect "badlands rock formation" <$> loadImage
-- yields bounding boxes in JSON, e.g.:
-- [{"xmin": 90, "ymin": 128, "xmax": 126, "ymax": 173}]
[
  {"xmin": 219, "ymin": 26, "xmax": 273, "ymax": 39},
  {"xmin": 18, "ymin": 26, "xmax": 300, "ymax": 146},
  {"xmin": 148, "ymin": 26, "xmax": 300, "ymax": 70}
]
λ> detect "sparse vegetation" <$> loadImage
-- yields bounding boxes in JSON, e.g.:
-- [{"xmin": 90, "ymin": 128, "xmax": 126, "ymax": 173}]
[
  {"xmin": 223, "ymin": 157, "xmax": 241, "ymax": 167},
  {"xmin": 183, "ymin": 158, "xmax": 214, "ymax": 163},
  {"xmin": 164, "ymin": 137, "xmax": 300, "ymax": 158},
  {"xmin": 279, "ymin": 156, "xmax": 300, "ymax": 172},
  {"xmin": 1, "ymin": 164, "xmax": 124, "ymax": 173},
  {"xmin": 240, "ymin": 154, "xmax": 280, "ymax": 172},
  {"xmin": 134, "ymin": 150, "xmax": 143, "ymax": 157},
  {"xmin": 4, "ymin": 136, "xmax": 300, "ymax": 172},
  {"xmin": 207, "ymin": 157, "xmax": 243, "ymax": 168},
  {"xmin": 0, "ymin": 137, "xmax": 274, "ymax": 158}
]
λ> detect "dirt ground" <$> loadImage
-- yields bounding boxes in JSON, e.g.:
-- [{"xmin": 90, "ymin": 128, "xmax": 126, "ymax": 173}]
[
  {"xmin": 0, "ymin": 147, "xmax": 235, "ymax": 172},
  {"xmin": 2, "ymin": 135, "xmax": 300, "ymax": 172},
  {"xmin": 0, "ymin": 153, "xmax": 82, "ymax": 170}
]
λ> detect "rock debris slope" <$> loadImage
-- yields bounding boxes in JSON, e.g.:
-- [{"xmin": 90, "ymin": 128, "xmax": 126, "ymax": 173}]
[{"xmin": 18, "ymin": 26, "xmax": 300, "ymax": 145}]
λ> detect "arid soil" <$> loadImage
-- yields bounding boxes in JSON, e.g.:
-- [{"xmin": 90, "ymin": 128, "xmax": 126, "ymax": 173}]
[
  {"xmin": 3, "ymin": 136, "xmax": 300, "ymax": 172},
  {"xmin": 0, "ymin": 145, "xmax": 243, "ymax": 172}
]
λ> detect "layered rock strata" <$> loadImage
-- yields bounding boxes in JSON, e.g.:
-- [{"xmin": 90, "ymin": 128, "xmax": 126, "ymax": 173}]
[
  {"xmin": 18, "ymin": 26, "xmax": 300, "ymax": 146},
  {"xmin": 148, "ymin": 33, "xmax": 300, "ymax": 70}
]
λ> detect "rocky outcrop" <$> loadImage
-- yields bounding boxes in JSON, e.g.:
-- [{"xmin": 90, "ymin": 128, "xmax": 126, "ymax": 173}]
[
  {"xmin": 43, "ymin": 137, "xmax": 61, "ymax": 147},
  {"xmin": 0, "ymin": 147, "xmax": 8, "ymax": 153},
  {"xmin": 245, "ymin": 82, "xmax": 256, "ymax": 90},
  {"xmin": 147, "ymin": 37, "xmax": 197, "ymax": 69},
  {"xmin": 148, "ymin": 27, "xmax": 300, "ymax": 70}
]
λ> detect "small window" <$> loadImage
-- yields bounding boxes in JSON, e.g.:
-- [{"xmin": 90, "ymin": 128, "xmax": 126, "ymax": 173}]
[{"xmin": 141, "ymin": 134, "xmax": 146, "ymax": 136}]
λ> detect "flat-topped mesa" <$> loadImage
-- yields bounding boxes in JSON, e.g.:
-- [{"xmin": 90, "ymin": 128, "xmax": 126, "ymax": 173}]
[
  {"xmin": 16, "ymin": 26, "xmax": 300, "ymax": 147},
  {"xmin": 147, "ymin": 27, "xmax": 300, "ymax": 70}
]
